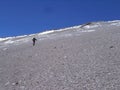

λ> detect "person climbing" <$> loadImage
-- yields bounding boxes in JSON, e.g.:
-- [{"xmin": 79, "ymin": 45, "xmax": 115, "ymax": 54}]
[{"xmin": 32, "ymin": 37, "xmax": 37, "ymax": 46}]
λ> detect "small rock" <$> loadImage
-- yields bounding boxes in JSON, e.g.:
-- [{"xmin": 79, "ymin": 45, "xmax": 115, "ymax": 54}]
[
  {"xmin": 54, "ymin": 46, "xmax": 57, "ymax": 49},
  {"xmin": 12, "ymin": 82, "xmax": 18, "ymax": 86},
  {"xmin": 109, "ymin": 46, "xmax": 114, "ymax": 49},
  {"xmin": 15, "ymin": 82, "xmax": 19, "ymax": 85}
]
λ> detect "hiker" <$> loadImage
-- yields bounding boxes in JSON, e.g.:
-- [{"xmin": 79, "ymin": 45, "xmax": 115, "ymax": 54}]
[{"xmin": 32, "ymin": 38, "xmax": 37, "ymax": 46}]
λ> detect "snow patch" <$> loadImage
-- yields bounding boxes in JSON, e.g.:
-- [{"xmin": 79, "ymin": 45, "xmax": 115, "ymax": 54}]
[
  {"xmin": 82, "ymin": 30, "xmax": 95, "ymax": 32},
  {"xmin": 110, "ymin": 22, "xmax": 120, "ymax": 26},
  {"xmin": 0, "ymin": 20, "xmax": 119, "ymax": 47},
  {"xmin": 107, "ymin": 20, "xmax": 120, "ymax": 26},
  {"xmin": 108, "ymin": 20, "xmax": 120, "ymax": 23},
  {"xmin": 4, "ymin": 40, "xmax": 14, "ymax": 44},
  {"xmin": 16, "ymin": 35, "xmax": 27, "ymax": 38},
  {"xmin": 38, "ymin": 25, "xmax": 82, "ymax": 36},
  {"xmin": 0, "ymin": 38, "xmax": 7, "ymax": 42},
  {"xmin": 15, "ymin": 38, "xmax": 29, "ymax": 43},
  {"xmin": 0, "ymin": 37, "xmax": 14, "ymax": 42},
  {"xmin": 83, "ymin": 25, "xmax": 99, "ymax": 29},
  {"xmin": 38, "ymin": 30, "xmax": 55, "ymax": 35}
]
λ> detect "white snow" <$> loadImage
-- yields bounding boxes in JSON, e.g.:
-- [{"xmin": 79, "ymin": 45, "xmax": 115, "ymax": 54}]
[
  {"xmin": 82, "ymin": 24, "xmax": 99, "ymax": 29},
  {"xmin": 38, "ymin": 30, "xmax": 55, "ymax": 35},
  {"xmin": 4, "ymin": 40, "xmax": 14, "ymax": 44},
  {"xmin": 0, "ymin": 38, "xmax": 7, "ymax": 41},
  {"xmin": 81, "ymin": 30, "xmax": 95, "ymax": 32},
  {"xmin": 110, "ymin": 22, "xmax": 120, "ymax": 26},
  {"xmin": 0, "ymin": 20, "xmax": 120, "ymax": 47}
]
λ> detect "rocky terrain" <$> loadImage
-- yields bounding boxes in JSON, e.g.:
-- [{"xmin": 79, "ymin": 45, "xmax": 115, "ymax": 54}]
[{"xmin": 0, "ymin": 20, "xmax": 120, "ymax": 90}]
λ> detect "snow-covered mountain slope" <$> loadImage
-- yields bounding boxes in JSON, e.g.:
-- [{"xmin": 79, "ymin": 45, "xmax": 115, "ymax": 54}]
[
  {"xmin": 0, "ymin": 20, "xmax": 120, "ymax": 90},
  {"xmin": 0, "ymin": 20, "xmax": 120, "ymax": 48}
]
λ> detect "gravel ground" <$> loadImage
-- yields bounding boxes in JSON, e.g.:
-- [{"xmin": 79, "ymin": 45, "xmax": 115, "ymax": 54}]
[{"xmin": 0, "ymin": 22, "xmax": 120, "ymax": 90}]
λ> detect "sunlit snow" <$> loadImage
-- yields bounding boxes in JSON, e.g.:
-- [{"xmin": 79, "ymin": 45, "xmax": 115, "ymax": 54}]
[{"xmin": 0, "ymin": 20, "xmax": 120, "ymax": 47}]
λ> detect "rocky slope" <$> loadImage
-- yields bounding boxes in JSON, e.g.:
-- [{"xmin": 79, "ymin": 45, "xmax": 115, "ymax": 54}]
[{"xmin": 0, "ymin": 20, "xmax": 120, "ymax": 90}]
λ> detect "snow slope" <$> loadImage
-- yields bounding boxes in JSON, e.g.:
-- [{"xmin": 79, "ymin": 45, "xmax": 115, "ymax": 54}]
[{"xmin": 0, "ymin": 20, "xmax": 120, "ymax": 90}]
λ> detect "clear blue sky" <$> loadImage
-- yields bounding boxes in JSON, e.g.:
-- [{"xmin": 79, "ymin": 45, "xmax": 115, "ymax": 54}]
[{"xmin": 0, "ymin": 0, "xmax": 120, "ymax": 37}]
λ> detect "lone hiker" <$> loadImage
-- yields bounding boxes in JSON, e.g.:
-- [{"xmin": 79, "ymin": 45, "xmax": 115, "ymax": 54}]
[{"xmin": 32, "ymin": 37, "xmax": 37, "ymax": 46}]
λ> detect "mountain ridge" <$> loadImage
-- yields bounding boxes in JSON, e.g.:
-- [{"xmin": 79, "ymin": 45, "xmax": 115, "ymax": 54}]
[{"xmin": 0, "ymin": 20, "xmax": 120, "ymax": 48}]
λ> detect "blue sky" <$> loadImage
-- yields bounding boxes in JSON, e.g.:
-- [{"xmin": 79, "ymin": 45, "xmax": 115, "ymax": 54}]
[{"xmin": 0, "ymin": 0, "xmax": 120, "ymax": 37}]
